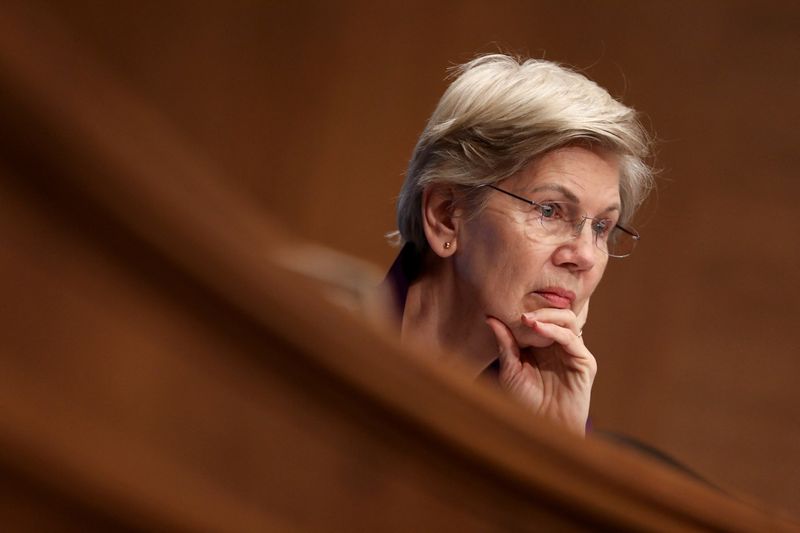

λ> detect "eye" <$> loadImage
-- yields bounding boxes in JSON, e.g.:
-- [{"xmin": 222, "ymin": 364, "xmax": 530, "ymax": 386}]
[
  {"xmin": 536, "ymin": 202, "xmax": 563, "ymax": 219},
  {"xmin": 591, "ymin": 218, "xmax": 614, "ymax": 239}
]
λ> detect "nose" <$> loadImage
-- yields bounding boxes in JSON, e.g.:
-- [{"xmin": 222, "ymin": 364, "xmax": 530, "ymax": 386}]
[{"xmin": 551, "ymin": 221, "xmax": 597, "ymax": 272}]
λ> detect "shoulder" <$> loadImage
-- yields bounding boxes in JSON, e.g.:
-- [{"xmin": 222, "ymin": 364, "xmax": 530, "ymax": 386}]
[{"xmin": 272, "ymin": 242, "xmax": 395, "ymax": 328}]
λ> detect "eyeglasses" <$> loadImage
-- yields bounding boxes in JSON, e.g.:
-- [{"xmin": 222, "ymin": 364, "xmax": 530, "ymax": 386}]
[{"xmin": 484, "ymin": 184, "xmax": 640, "ymax": 258}]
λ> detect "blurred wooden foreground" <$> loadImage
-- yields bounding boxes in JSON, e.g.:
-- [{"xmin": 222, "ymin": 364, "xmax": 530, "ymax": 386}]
[{"xmin": 0, "ymin": 3, "xmax": 796, "ymax": 531}]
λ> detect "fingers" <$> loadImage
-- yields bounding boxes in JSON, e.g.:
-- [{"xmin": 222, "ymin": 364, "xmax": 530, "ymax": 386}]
[
  {"xmin": 527, "ymin": 320, "xmax": 583, "ymax": 352},
  {"xmin": 485, "ymin": 316, "xmax": 521, "ymax": 371},
  {"xmin": 522, "ymin": 308, "xmax": 580, "ymax": 335},
  {"xmin": 521, "ymin": 311, "xmax": 594, "ymax": 367},
  {"xmin": 527, "ymin": 320, "xmax": 596, "ymax": 375},
  {"xmin": 487, "ymin": 313, "xmax": 595, "ymax": 377}
]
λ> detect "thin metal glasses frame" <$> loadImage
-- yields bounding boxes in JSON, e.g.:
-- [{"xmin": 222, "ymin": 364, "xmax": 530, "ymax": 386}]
[{"xmin": 484, "ymin": 184, "xmax": 640, "ymax": 257}]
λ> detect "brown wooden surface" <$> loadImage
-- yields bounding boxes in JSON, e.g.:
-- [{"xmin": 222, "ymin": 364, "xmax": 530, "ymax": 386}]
[{"xmin": 1, "ymin": 1, "xmax": 798, "ymax": 530}]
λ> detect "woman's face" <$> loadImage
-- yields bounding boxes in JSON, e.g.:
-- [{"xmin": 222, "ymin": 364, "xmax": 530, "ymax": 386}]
[{"xmin": 453, "ymin": 145, "xmax": 621, "ymax": 347}]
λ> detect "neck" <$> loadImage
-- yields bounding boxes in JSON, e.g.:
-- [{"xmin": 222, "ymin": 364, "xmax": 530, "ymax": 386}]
[{"xmin": 401, "ymin": 256, "xmax": 497, "ymax": 376}]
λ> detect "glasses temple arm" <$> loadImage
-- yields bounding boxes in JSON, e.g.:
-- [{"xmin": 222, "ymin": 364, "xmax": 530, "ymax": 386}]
[
  {"xmin": 615, "ymin": 223, "xmax": 640, "ymax": 239},
  {"xmin": 485, "ymin": 184, "xmax": 537, "ymax": 207}
]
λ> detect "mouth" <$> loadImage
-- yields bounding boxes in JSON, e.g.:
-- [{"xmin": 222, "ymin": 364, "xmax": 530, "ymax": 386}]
[{"xmin": 532, "ymin": 287, "xmax": 576, "ymax": 309}]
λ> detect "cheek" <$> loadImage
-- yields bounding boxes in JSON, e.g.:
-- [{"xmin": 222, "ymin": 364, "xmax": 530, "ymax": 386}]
[
  {"xmin": 577, "ymin": 258, "xmax": 609, "ymax": 309},
  {"xmin": 589, "ymin": 257, "xmax": 609, "ymax": 290},
  {"xmin": 457, "ymin": 222, "xmax": 527, "ymax": 299},
  {"xmin": 466, "ymin": 242, "xmax": 552, "ymax": 319}
]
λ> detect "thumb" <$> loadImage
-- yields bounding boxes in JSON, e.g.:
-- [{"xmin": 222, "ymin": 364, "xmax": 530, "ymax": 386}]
[{"xmin": 485, "ymin": 316, "xmax": 521, "ymax": 371}]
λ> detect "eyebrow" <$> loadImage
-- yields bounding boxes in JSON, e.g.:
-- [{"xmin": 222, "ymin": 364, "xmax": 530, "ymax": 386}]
[
  {"xmin": 530, "ymin": 184, "xmax": 580, "ymax": 203},
  {"xmin": 529, "ymin": 183, "xmax": 621, "ymax": 213}
]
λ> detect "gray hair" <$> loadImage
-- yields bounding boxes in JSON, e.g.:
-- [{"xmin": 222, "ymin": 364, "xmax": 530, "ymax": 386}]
[{"xmin": 392, "ymin": 54, "xmax": 654, "ymax": 252}]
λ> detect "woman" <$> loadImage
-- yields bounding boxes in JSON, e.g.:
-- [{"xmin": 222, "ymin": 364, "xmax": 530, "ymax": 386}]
[{"xmin": 386, "ymin": 54, "xmax": 653, "ymax": 436}]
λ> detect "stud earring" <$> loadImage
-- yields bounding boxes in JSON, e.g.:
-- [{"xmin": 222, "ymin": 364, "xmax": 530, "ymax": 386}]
[{"xmin": 443, "ymin": 242, "xmax": 451, "ymax": 250}]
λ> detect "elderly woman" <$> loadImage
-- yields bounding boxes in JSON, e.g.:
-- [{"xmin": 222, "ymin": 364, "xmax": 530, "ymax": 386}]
[{"xmin": 386, "ymin": 54, "xmax": 653, "ymax": 436}]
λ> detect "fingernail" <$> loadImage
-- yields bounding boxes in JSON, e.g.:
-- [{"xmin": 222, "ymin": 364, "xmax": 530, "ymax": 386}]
[{"xmin": 521, "ymin": 312, "xmax": 536, "ymax": 321}]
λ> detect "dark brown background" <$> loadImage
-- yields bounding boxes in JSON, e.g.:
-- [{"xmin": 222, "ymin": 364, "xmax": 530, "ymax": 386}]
[{"xmin": 36, "ymin": 0, "xmax": 800, "ymax": 516}]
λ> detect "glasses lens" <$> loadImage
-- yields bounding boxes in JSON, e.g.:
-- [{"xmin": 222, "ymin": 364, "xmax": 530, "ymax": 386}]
[
  {"xmin": 605, "ymin": 227, "xmax": 638, "ymax": 258},
  {"xmin": 514, "ymin": 195, "xmax": 639, "ymax": 258},
  {"xmin": 522, "ymin": 202, "xmax": 576, "ymax": 244}
]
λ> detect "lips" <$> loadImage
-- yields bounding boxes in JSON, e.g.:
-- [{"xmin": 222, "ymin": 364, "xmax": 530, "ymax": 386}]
[{"xmin": 533, "ymin": 287, "xmax": 576, "ymax": 309}]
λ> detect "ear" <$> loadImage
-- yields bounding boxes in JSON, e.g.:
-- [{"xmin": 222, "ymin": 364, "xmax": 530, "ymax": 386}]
[{"xmin": 422, "ymin": 185, "xmax": 461, "ymax": 258}]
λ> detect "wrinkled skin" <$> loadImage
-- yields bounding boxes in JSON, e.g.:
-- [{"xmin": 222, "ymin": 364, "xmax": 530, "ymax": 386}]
[{"xmin": 405, "ymin": 145, "xmax": 621, "ymax": 435}]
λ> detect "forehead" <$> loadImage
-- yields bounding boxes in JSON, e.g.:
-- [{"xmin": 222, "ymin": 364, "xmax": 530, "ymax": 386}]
[{"xmin": 511, "ymin": 146, "xmax": 621, "ymax": 206}]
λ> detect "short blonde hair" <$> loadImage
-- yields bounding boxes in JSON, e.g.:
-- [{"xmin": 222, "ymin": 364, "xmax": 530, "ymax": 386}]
[{"xmin": 393, "ymin": 54, "xmax": 654, "ymax": 252}]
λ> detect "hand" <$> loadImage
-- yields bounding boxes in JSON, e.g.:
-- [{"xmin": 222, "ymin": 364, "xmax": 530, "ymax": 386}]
[{"xmin": 485, "ymin": 306, "xmax": 596, "ymax": 436}]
